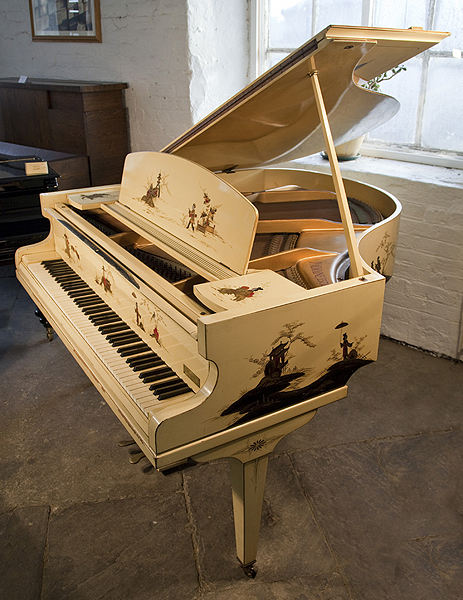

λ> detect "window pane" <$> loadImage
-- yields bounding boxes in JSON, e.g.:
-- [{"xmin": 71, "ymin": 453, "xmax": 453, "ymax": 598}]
[
  {"xmin": 267, "ymin": 51, "xmax": 291, "ymax": 68},
  {"xmin": 367, "ymin": 57, "xmax": 422, "ymax": 145},
  {"xmin": 269, "ymin": 0, "xmax": 313, "ymax": 49},
  {"xmin": 421, "ymin": 56, "xmax": 463, "ymax": 151},
  {"xmin": 315, "ymin": 0, "xmax": 362, "ymax": 32},
  {"xmin": 434, "ymin": 0, "xmax": 463, "ymax": 52},
  {"xmin": 373, "ymin": 0, "xmax": 427, "ymax": 29}
]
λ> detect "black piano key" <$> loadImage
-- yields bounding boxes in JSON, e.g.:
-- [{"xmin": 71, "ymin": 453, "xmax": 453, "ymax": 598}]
[
  {"xmin": 82, "ymin": 305, "xmax": 113, "ymax": 315},
  {"xmin": 62, "ymin": 280, "xmax": 90, "ymax": 287},
  {"xmin": 44, "ymin": 260, "xmax": 72, "ymax": 271},
  {"xmin": 49, "ymin": 271, "xmax": 76, "ymax": 279},
  {"xmin": 43, "ymin": 261, "xmax": 69, "ymax": 268},
  {"xmin": 94, "ymin": 320, "xmax": 124, "ymax": 330},
  {"xmin": 116, "ymin": 341, "xmax": 148, "ymax": 352},
  {"xmin": 47, "ymin": 268, "xmax": 76, "ymax": 277},
  {"xmin": 69, "ymin": 291, "xmax": 99, "ymax": 299},
  {"xmin": 55, "ymin": 275, "xmax": 84, "ymax": 289},
  {"xmin": 149, "ymin": 377, "xmax": 182, "ymax": 392},
  {"xmin": 90, "ymin": 313, "xmax": 121, "ymax": 325},
  {"xmin": 99, "ymin": 323, "xmax": 131, "ymax": 334},
  {"xmin": 118, "ymin": 343, "xmax": 151, "ymax": 357},
  {"xmin": 64, "ymin": 286, "xmax": 92, "ymax": 294},
  {"xmin": 88, "ymin": 311, "xmax": 119, "ymax": 322},
  {"xmin": 87, "ymin": 307, "xmax": 117, "ymax": 317},
  {"xmin": 131, "ymin": 357, "xmax": 164, "ymax": 371},
  {"xmin": 107, "ymin": 331, "xmax": 140, "ymax": 343},
  {"xmin": 108, "ymin": 335, "xmax": 141, "ymax": 348},
  {"xmin": 140, "ymin": 366, "xmax": 174, "ymax": 382},
  {"xmin": 68, "ymin": 289, "xmax": 97, "ymax": 299},
  {"xmin": 126, "ymin": 352, "xmax": 159, "ymax": 366},
  {"xmin": 76, "ymin": 301, "xmax": 107, "ymax": 310},
  {"xmin": 78, "ymin": 294, "xmax": 106, "ymax": 302},
  {"xmin": 158, "ymin": 385, "xmax": 192, "ymax": 400},
  {"xmin": 57, "ymin": 273, "xmax": 84, "ymax": 280},
  {"xmin": 75, "ymin": 297, "xmax": 106, "ymax": 307}
]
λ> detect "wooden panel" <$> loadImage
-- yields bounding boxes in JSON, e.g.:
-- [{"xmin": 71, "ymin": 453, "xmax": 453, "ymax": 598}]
[
  {"xmin": 54, "ymin": 156, "xmax": 91, "ymax": 190},
  {"xmin": 82, "ymin": 90, "xmax": 125, "ymax": 112},
  {"xmin": 48, "ymin": 109, "xmax": 87, "ymax": 155},
  {"xmin": 48, "ymin": 90, "xmax": 84, "ymax": 112},
  {"xmin": 0, "ymin": 88, "xmax": 51, "ymax": 148},
  {"xmin": 89, "ymin": 153, "xmax": 126, "ymax": 186},
  {"xmin": 85, "ymin": 108, "xmax": 129, "ymax": 183},
  {"xmin": 0, "ymin": 79, "xmax": 129, "ymax": 186},
  {"xmin": 85, "ymin": 108, "xmax": 128, "ymax": 156}
]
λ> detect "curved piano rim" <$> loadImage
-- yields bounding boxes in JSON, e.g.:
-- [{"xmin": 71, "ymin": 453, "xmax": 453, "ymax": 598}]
[{"xmin": 217, "ymin": 166, "xmax": 402, "ymax": 281}]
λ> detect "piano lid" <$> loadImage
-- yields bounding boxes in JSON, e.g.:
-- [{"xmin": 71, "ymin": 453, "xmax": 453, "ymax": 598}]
[{"xmin": 163, "ymin": 25, "xmax": 449, "ymax": 172}]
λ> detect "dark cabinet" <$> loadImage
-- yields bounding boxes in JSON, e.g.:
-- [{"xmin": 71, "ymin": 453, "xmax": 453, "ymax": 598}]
[{"xmin": 0, "ymin": 78, "xmax": 129, "ymax": 187}]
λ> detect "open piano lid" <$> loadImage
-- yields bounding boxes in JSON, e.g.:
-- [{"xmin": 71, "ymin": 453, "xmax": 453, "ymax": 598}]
[
  {"xmin": 163, "ymin": 25, "xmax": 449, "ymax": 172},
  {"xmin": 115, "ymin": 26, "xmax": 448, "ymax": 283}
]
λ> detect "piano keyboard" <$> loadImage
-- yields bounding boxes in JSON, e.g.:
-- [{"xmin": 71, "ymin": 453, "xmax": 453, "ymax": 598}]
[{"xmin": 28, "ymin": 258, "xmax": 193, "ymax": 415}]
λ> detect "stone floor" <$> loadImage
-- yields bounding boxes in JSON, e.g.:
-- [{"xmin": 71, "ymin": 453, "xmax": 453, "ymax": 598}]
[{"xmin": 1, "ymin": 262, "xmax": 462, "ymax": 600}]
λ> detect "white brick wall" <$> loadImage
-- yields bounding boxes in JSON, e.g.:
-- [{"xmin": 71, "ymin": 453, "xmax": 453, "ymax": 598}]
[{"xmin": 0, "ymin": 0, "xmax": 249, "ymax": 151}]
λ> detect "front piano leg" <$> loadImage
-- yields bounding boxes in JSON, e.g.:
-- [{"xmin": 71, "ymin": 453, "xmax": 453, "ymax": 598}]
[
  {"xmin": 229, "ymin": 455, "xmax": 269, "ymax": 577},
  {"xmin": 191, "ymin": 411, "xmax": 317, "ymax": 577},
  {"xmin": 34, "ymin": 308, "xmax": 54, "ymax": 341}
]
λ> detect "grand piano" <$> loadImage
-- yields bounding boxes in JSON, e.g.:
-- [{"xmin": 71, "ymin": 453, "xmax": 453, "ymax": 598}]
[{"xmin": 16, "ymin": 25, "xmax": 448, "ymax": 576}]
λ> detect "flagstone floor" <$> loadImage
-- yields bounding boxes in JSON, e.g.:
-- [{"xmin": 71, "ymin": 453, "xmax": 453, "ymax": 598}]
[{"xmin": 1, "ymin": 263, "xmax": 462, "ymax": 600}]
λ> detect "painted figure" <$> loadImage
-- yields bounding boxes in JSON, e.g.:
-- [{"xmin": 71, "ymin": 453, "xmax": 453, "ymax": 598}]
[
  {"xmin": 63, "ymin": 233, "xmax": 80, "ymax": 262},
  {"xmin": 186, "ymin": 203, "xmax": 197, "ymax": 230},
  {"xmin": 196, "ymin": 191, "xmax": 218, "ymax": 235},
  {"xmin": 217, "ymin": 285, "xmax": 263, "ymax": 302},
  {"xmin": 341, "ymin": 332, "xmax": 353, "ymax": 360},
  {"xmin": 140, "ymin": 172, "xmax": 164, "ymax": 207}
]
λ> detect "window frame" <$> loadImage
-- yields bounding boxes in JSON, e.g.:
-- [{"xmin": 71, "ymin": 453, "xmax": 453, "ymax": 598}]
[{"xmin": 250, "ymin": 0, "xmax": 463, "ymax": 169}]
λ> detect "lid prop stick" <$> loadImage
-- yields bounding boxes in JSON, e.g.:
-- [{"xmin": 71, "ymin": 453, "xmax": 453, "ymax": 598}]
[{"xmin": 308, "ymin": 55, "xmax": 364, "ymax": 279}]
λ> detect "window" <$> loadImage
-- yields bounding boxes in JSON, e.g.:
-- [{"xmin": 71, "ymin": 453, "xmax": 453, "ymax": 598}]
[{"xmin": 254, "ymin": 0, "xmax": 463, "ymax": 162}]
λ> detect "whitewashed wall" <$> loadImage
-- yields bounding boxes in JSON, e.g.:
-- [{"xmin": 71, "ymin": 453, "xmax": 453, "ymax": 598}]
[
  {"xmin": 0, "ymin": 0, "xmax": 249, "ymax": 151},
  {"xmin": 187, "ymin": 0, "xmax": 250, "ymax": 124}
]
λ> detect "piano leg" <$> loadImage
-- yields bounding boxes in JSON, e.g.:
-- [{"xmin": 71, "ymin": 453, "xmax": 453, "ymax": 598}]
[
  {"xmin": 230, "ymin": 455, "xmax": 269, "ymax": 578},
  {"xmin": 191, "ymin": 411, "xmax": 318, "ymax": 577},
  {"xmin": 34, "ymin": 307, "xmax": 54, "ymax": 341}
]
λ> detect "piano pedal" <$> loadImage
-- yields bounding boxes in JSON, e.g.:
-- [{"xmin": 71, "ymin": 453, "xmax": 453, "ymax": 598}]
[
  {"xmin": 118, "ymin": 439, "xmax": 137, "ymax": 447},
  {"xmin": 129, "ymin": 450, "xmax": 145, "ymax": 464},
  {"xmin": 34, "ymin": 308, "xmax": 54, "ymax": 341},
  {"xmin": 118, "ymin": 439, "xmax": 153, "ymax": 473}
]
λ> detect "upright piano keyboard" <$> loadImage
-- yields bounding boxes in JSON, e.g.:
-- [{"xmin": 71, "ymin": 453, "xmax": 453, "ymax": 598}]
[{"xmin": 16, "ymin": 25, "xmax": 448, "ymax": 576}]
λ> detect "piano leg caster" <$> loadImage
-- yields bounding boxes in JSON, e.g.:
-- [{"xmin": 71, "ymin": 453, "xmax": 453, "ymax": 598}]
[
  {"xmin": 240, "ymin": 560, "xmax": 257, "ymax": 579},
  {"xmin": 34, "ymin": 308, "xmax": 54, "ymax": 341}
]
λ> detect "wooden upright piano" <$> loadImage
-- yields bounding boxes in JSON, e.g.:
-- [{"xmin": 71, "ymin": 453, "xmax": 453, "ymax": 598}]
[{"xmin": 16, "ymin": 25, "xmax": 448, "ymax": 576}]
